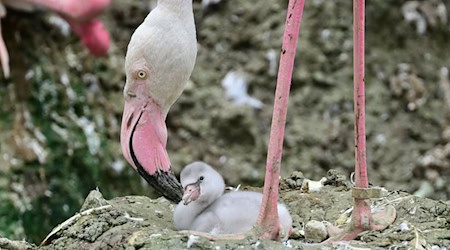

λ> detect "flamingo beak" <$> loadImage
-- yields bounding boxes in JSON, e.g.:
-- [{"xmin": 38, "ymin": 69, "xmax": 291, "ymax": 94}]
[
  {"xmin": 120, "ymin": 84, "xmax": 182, "ymax": 203},
  {"xmin": 182, "ymin": 182, "xmax": 201, "ymax": 205}
]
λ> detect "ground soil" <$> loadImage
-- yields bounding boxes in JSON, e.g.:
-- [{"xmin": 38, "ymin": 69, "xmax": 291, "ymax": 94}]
[
  {"xmin": 0, "ymin": 0, "xmax": 449, "ymax": 248},
  {"xmin": 3, "ymin": 171, "xmax": 450, "ymax": 249}
]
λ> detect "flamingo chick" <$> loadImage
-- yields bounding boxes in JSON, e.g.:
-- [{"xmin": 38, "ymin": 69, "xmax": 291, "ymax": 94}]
[
  {"xmin": 174, "ymin": 162, "xmax": 292, "ymax": 237},
  {"xmin": 120, "ymin": 0, "xmax": 197, "ymax": 203}
]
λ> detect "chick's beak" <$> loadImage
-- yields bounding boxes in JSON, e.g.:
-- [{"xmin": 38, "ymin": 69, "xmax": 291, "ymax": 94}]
[{"xmin": 182, "ymin": 182, "xmax": 201, "ymax": 205}]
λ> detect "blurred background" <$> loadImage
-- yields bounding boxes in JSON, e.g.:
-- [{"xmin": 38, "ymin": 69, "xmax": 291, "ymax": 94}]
[{"xmin": 0, "ymin": 0, "xmax": 449, "ymax": 244}]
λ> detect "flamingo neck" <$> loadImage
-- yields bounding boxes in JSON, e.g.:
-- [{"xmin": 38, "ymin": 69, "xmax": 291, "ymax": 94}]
[{"xmin": 157, "ymin": 0, "xmax": 193, "ymax": 17}]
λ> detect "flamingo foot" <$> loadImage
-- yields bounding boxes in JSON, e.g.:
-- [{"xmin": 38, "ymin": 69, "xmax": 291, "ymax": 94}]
[
  {"xmin": 255, "ymin": 198, "xmax": 294, "ymax": 241},
  {"xmin": 254, "ymin": 222, "xmax": 280, "ymax": 240},
  {"xmin": 325, "ymin": 193, "xmax": 396, "ymax": 242},
  {"xmin": 369, "ymin": 204, "xmax": 397, "ymax": 231},
  {"xmin": 254, "ymin": 221, "xmax": 291, "ymax": 241}
]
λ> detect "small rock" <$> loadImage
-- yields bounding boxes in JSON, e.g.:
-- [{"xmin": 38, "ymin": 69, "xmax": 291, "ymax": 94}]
[
  {"xmin": 281, "ymin": 171, "xmax": 305, "ymax": 190},
  {"xmin": 80, "ymin": 190, "xmax": 109, "ymax": 212},
  {"xmin": 302, "ymin": 178, "xmax": 326, "ymax": 192},
  {"xmin": 0, "ymin": 238, "xmax": 35, "ymax": 250},
  {"xmin": 324, "ymin": 169, "xmax": 352, "ymax": 189},
  {"xmin": 304, "ymin": 220, "xmax": 328, "ymax": 243},
  {"xmin": 399, "ymin": 221, "xmax": 410, "ymax": 232}
]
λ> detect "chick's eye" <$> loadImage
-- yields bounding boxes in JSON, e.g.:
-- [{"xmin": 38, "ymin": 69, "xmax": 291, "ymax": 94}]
[
  {"xmin": 199, "ymin": 176, "xmax": 204, "ymax": 181},
  {"xmin": 137, "ymin": 70, "xmax": 147, "ymax": 79}
]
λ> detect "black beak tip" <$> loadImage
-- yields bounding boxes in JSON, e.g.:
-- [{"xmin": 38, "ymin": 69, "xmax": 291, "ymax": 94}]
[
  {"xmin": 137, "ymin": 168, "xmax": 183, "ymax": 203},
  {"xmin": 155, "ymin": 171, "xmax": 183, "ymax": 203}
]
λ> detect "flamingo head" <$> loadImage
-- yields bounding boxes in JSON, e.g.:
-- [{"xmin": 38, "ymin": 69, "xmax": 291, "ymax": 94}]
[{"xmin": 119, "ymin": 0, "xmax": 197, "ymax": 202}]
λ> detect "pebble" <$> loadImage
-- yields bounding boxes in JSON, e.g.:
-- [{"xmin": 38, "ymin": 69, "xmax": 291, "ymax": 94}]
[{"xmin": 304, "ymin": 220, "xmax": 328, "ymax": 243}]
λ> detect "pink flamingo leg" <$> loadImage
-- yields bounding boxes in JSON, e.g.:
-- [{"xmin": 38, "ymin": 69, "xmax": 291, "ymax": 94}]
[
  {"xmin": 0, "ymin": 3, "xmax": 9, "ymax": 78},
  {"xmin": 354, "ymin": 0, "xmax": 368, "ymax": 192},
  {"xmin": 0, "ymin": 19, "xmax": 10, "ymax": 78},
  {"xmin": 256, "ymin": 0, "xmax": 305, "ymax": 240},
  {"xmin": 13, "ymin": 0, "xmax": 111, "ymax": 56},
  {"xmin": 65, "ymin": 18, "xmax": 110, "ymax": 56},
  {"xmin": 0, "ymin": 1, "xmax": 110, "ymax": 58},
  {"xmin": 352, "ymin": 0, "xmax": 371, "ymax": 234},
  {"xmin": 326, "ymin": 0, "xmax": 396, "ymax": 242},
  {"xmin": 20, "ymin": 0, "xmax": 110, "ymax": 21}
]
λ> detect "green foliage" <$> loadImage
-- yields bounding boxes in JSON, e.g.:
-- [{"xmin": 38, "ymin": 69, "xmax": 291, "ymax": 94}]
[
  {"xmin": 0, "ymin": 59, "xmax": 143, "ymax": 243},
  {"xmin": 0, "ymin": 191, "xmax": 24, "ymax": 239}
]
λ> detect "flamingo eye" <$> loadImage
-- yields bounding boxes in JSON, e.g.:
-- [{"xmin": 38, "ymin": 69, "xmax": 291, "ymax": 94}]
[
  {"xmin": 137, "ymin": 70, "xmax": 147, "ymax": 79},
  {"xmin": 199, "ymin": 176, "xmax": 204, "ymax": 181}
]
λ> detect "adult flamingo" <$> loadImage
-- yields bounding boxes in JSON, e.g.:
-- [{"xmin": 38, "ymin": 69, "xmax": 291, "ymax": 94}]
[
  {"xmin": 0, "ymin": 0, "xmax": 110, "ymax": 78},
  {"xmin": 120, "ymin": 0, "xmax": 197, "ymax": 203},
  {"xmin": 120, "ymin": 0, "xmax": 396, "ymax": 242}
]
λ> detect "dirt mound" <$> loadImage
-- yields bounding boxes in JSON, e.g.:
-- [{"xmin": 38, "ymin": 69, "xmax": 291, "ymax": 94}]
[{"xmin": 2, "ymin": 170, "xmax": 447, "ymax": 250}]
